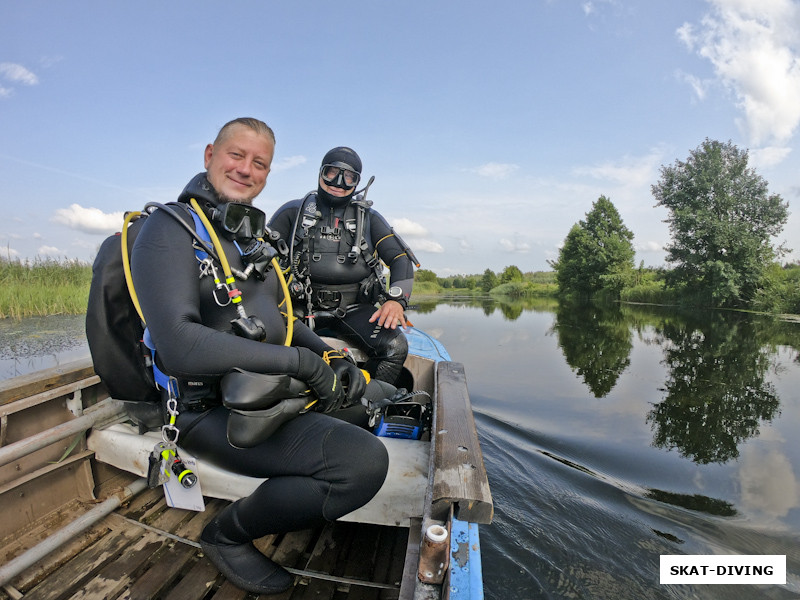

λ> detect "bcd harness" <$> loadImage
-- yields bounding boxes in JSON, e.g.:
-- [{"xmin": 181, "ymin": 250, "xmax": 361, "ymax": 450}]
[
  {"xmin": 121, "ymin": 199, "xmax": 294, "ymax": 453},
  {"xmin": 287, "ymin": 184, "xmax": 418, "ymax": 326}
]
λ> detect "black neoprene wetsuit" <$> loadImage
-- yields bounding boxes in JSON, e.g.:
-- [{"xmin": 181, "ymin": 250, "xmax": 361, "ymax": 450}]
[
  {"xmin": 130, "ymin": 176, "xmax": 388, "ymax": 539},
  {"xmin": 269, "ymin": 193, "xmax": 415, "ymax": 385}
]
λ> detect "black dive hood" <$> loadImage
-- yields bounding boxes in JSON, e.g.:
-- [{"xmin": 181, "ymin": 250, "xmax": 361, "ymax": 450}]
[
  {"xmin": 317, "ymin": 146, "xmax": 362, "ymax": 208},
  {"xmin": 317, "ymin": 183, "xmax": 354, "ymax": 208},
  {"xmin": 177, "ymin": 172, "xmax": 267, "ymax": 244},
  {"xmin": 178, "ymin": 172, "xmax": 221, "ymax": 216}
]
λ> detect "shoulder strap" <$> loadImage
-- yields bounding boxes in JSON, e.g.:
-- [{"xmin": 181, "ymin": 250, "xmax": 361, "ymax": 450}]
[
  {"xmin": 125, "ymin": 202, "xmax": 214, "ymax": 399},
  {"xmin": 187, "ymin": 207, "xmax": 213, "ymax": 261}
]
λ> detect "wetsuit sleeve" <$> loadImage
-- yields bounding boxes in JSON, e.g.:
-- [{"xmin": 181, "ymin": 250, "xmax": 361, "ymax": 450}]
[
  {"xmin": 290, "ymin": 319, "xmax": 334, "ymax": 355},
  {"xmin": 267, "ymin": 199, "xmax": 302, "ymax": 242},
  {"xmin": 370, "ymin": 210, "xmax": 415, "ymax": 299},
  {"xmin": 131, "ymin": 208, "xmax": 303, "ymax": 379}
]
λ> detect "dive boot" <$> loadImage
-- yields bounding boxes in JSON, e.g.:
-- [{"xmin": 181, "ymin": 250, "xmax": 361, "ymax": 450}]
[{"xmin": 200, "ymin": 510, "xmax": 293, "ymax": 594}]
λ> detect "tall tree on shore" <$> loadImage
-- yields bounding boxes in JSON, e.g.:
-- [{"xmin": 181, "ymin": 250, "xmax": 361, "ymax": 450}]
[
  {"xmin": 550, "ymin": 196, "xmax": 635, "ymax": 298},
  {"xmin": 500, "ymin": 265, "xmax": 524, "ymax": 283},
  {"xmin": 652, "ymin": 139, "xmax": 789, "ymax": 307},
  {"xmin": 480, "ymin": 268, "xmax": 498, "ymax": 292}
]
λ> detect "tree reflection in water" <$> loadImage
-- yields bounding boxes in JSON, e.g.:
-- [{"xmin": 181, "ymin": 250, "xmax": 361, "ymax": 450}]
[
  {"xmin": 551, "ymin": 300, "xmax": 633, "ymax": 398},
  {"xmin": 413, "ymin": 295, "xmax": 788, "ymax": 467},
  {"xmin": 647, "ymin": 310, "xmax": 781, "ymax": 465}
]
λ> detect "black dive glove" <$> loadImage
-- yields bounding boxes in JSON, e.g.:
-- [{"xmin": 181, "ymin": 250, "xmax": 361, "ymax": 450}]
[
  {"xmin": 295, "ymin": 347, "xmax": 345, "ymax": 413},
  {"xmin": 329, "ymin": 358, "xmax": 367, "ymax": 408}
]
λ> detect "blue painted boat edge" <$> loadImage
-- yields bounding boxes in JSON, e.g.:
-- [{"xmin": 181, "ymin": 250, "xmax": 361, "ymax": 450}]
[
  {"xmin": 449, "ymin": 517, "xmax": 484, "ymax": 600},
  {"xmin": 407, "ymin": 326, "xmax": 484, "ymax": 599},
  {"xmin": 405, "ymin": 326, "xmax": 452, "ymax": 362}
]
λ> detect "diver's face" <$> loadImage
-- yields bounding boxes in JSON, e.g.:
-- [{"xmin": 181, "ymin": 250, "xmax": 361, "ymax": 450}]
[
  {"xmin": 319, "ymin": 177, "xmax": 354, "ymax": 198},
  {"xmin": 204, "ymin": 125, "xmax": 274, "ymax": 203}
]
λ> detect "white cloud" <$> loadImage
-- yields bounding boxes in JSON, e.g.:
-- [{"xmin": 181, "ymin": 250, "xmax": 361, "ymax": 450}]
[
  {"xmin": 392, "ymin": 217, "xmax": 443, "ymax": 253},
  {"xmin": 412, "ymin": 239, "xmax": 445, "ymax": 253},
  {"xmin": 573, "ymin": 148, "xmax": 664, "ymax": 187},
  {"xmin": 678, "ymin": 0, "xmax": 800, "ymax": 149},
  {"xmin": 272, "ymin": 155, "xmax": 306, "ymax": 172},
  {"xmin": 37, "ymin": 245, "xmax": 61, "ymax": 256},
  {"xmin": 675, "ymin": 69, "xmax": 709, "ymax": 101},
  {"xmin": 52, "ymin": 204, "xmax": 125, "ymax": 235},
  {"xmin": 392, "ymin": 217, "xmax": 429, "ymax": 237},
  {"xmin": 499, "ymin": 238, "xmax": 531, "ymax": 253},
  {"xmin": 739, "ymin": 444, "xmax": 800, "ymax": 520},
  {"xmin": 0, "ymin": 63, "xmax": 39, "ymax": 86},
  {"xmin": 676, "ymin": 22, "xmax": 696, "ymax": 51},
  {"xmin": 636, "ymin": 241, "xmax": 663, "ymax": 252},
  {"xmin": 470, "ymin": 162, "xmax": 519, "ymax": 180},
  {"xmin": 749, "ymin": 145, "xmax": 792, "ymax": 168}
]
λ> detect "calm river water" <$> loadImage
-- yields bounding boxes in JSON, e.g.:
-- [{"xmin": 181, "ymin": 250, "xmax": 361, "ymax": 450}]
[{"xmin": 3, "ymin": 299, "xmax": 800, "ymax": 599}]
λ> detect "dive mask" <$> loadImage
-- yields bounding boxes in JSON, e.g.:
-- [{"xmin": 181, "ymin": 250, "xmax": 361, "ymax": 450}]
[
  {"xmin": 320, "ymin": 163, "xmax": 360, "ymax": 189},
  {"xmin": 214, "ymin": 202, "xmax": 267, "ymax": 239}
]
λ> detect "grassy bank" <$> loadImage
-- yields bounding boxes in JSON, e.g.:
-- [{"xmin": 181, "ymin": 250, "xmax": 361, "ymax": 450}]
[
  {"xmin": 3, "ymin": 257, "xmax": 796, "ymax": 319},
  {"xmin": 0, "ymin": 258, "xmax": 92, "ymax": 318}
]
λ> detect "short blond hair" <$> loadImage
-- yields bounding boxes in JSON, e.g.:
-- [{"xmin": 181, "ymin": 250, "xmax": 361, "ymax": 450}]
[{"xmin": 214, "ymin": 117, "xmax": 275, "ymax": 146}]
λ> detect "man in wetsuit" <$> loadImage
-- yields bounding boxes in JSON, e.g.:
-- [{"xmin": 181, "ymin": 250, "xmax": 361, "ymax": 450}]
[
  {"xmin": 269, "ymin": 147, "xmax": 416, "ymax": 385},
  {"xmin": 130, "ymin": 118, "xmax": 388, "ymax": 595}
]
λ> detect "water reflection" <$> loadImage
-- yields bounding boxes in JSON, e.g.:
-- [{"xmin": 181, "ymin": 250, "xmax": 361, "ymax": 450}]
[
  {"xmin": 6, "ymin": 300, "xmax": 800, "ymax": 597},
  {"xmin": 551, "ymin": 300, "xmax": 632, "ymax": 398},
  {"xmin": 413, "ymin": 294, "xmax": 558, "ymax": 318},
  {"xmin": 646, "ymin": 310, "xmax": 781, "ymax": 465},
  {"xmin": 0, "ymin": 314, "xmax": 89, "ymax": 380}
]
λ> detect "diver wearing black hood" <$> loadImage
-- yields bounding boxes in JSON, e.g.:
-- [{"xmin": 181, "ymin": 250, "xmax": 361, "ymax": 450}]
[{"xmin": 268, "ymin": 147, "xmax": 416, "ymax": 385}]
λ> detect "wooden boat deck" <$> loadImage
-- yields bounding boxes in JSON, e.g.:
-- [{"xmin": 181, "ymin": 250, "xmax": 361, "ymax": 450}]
[
  {"xmin": 0, "ymin": 340, "xmax": 491, "ymax": 600},
  {"xmin": 3, "ymin": 484, "xmax": 411, "ymax": 600}
]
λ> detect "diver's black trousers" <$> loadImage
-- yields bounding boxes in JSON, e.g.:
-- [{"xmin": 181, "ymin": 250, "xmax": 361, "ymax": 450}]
[
  {"xmin": 312, "ymin": 304, "xmax": 408, "ymax": 385},
  {"xmin": 177, "ymin": 407, "xmax": 389, "ymax": 538}
]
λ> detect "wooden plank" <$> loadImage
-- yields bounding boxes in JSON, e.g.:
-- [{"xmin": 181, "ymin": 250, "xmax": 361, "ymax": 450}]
[
  {"xmin": 209, "ymin": 580, "xmax": 249, "ymax": 600},
  {"xmin": 269, "ymin": 528, "xmax": 316, "ymax": 567},
  {"xmin": 295, "ymin": 523, "xmax": 346, "ymax": 600},
  {"xmin": 118, "ymin": 539, "xmax": 196, "ymax": 599},
  {"xmin": 341, "ymin": 523, "xmax": 380, "ymax": 582},
  {"xmin": 430, "ymin": 362, "xmax": 493, "ymax": 524},
  {"xmin": 340, "ymin": 523, "xmax": 383, "ymax": 600},
  {"xmin": 68, "ymin": 530, "xmax": 167, "ymax": 600},
  {"xmin": 1, "ymin": 501, "xmax": 110, "ymax": 592},
  {"xmin": 21, "ymin": 521, "xmax": 144, "ymax": 600},
  {"xmin": 0, "ymin": 358, "xmax": 96, "ymax": 406},
  {"xmin": 378, "ymin": 529, "xmax": 406, "ymax": 600},
  {"xmin": 162, "ymin": 557, "xmax": 219, "ymax": 600},
  {"xmin": 116, "ymin": 484, "xmax": 168, "ymax": 521},
  {"xmin": 173, "ymin": 498, "xmax": 220, "ymax": 540},
  {"xmin": 397, "ymin": 518, "xmax": 422, "ymax": 600},
  {"xmin": 0, "ymin": 455, "xmax": 97, "ymax": 544},
  {"xmin": 0, "ymin": 377, "xmax": 100, "ymax": 419}
]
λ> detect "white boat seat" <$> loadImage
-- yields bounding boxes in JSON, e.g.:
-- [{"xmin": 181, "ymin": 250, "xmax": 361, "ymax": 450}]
[{"xmin": 87, "ymin": 422, "xmax": 428, "ymax": 527}]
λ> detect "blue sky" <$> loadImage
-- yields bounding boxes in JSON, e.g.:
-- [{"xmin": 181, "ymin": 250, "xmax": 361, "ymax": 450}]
[{"xmin": 2, "ymin": 0, "xmax": 799, "ymax": 276}]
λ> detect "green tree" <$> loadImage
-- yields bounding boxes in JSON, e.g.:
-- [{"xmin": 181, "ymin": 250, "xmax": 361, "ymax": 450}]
[
  {"xmin": 480, "ymin": 268, "xmax": 498, "ymax": 292},
  {"xmin": 549, "ymin": 196, "xmax": 635, "ymax": 298},
  {"xmin": 415, "ymin": 268, "xmax": 438, "ymax": 283},
  {"xmin": 500, "ymin": 265, "xmax": 524, "ymax": 283},
  {"xmin": 652, "ymin": 139, "xmax": 789, "ymax": 307}
]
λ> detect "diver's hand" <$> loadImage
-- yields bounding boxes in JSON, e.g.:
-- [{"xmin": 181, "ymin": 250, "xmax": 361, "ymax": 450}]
[
  {"xmin": 329, "ymin": 358, "xmax": 367, "ymax": 407},
  {"xmin": 369, "ymin": 300, "xmax": 407, "ymax": 330},
  {"xmin": 295, "ymin": 348, "xmax": 345, "ymax": 413}
]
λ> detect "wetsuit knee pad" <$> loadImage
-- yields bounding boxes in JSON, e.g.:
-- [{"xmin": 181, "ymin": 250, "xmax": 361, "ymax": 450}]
[
  {"xmin": 369, "ymin": 331, "xmax": 409, "ymax": 384},
  {"xmin": 383, "ymin": 331, "xmax": 408, "ymax": 360},
  {"xmin": 320, "ymin": 424, "xmax": 389, "ymax": 520}
]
